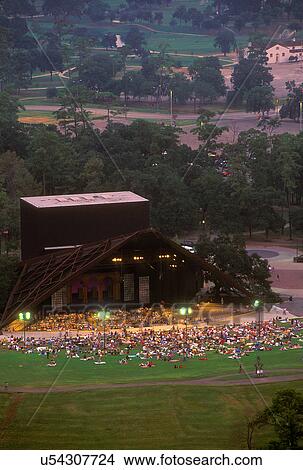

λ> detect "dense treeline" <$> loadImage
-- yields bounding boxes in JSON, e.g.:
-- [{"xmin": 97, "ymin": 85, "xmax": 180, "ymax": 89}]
[
  {"xmin": 1, "ymin": 87, "xmax": 302, "ymax": 304},
  {"xmin": 1, "ymin": 1, "xmax": 303, "ymax": 31},
  {"xmin": 1, "ymin": 0, "xmax": 303, "ymax": 307},
  {"xmin": 1, "ymin": 0, "xmax": 302, "ymax": 116},
  {"xmin": 1, "ymin": 89, "xmax": 303, "ymax": 247}
]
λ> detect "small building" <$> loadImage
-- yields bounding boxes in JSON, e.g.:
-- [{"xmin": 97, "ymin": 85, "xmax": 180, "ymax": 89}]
[
  {"xmin": 244, "ymin": 40, "xmax": 303, "ymax": 64},
  {"xmin": 265, "ymin": 40, "xmax": 303, "ymax": 63},
  {"xmin": 266, "ymin": 40, "xmax": 303, "ymax": 63}
]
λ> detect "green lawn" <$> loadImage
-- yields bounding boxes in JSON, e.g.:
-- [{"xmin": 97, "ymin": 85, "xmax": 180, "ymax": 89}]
[
  {"xmin": 29, "ymin": 16, "xmax": 248, "ymax": 59},
  {"xmin": 29, "ymin": 75, "xmax": 64, "ymax": 88},
  {"xmin": 18, "ymin": 110, "xmax": 56, "ymax": 118},
  {"xmin": 19, "ymin": 98, "xmax": 60, "ymax": 106},
  {"xmin": 1, "ymin": 346, "xmax": 303, "ymax": 449},
  {"xmin": 0, "ymin": 348, "xmax": 302, "ymax": 388},
  {"xmin": 1, "ymin": 381, "xmax": 303, "ymax": 449}
]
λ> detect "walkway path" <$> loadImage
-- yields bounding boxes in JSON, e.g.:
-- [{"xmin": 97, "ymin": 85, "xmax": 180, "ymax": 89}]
[
  {"xmin": 2, "ymin": 370, "xmax": 303, "ymax": 394},
  {"xmin": 246, "ymin": 242, "xmax": 303, "ymax": 315}
]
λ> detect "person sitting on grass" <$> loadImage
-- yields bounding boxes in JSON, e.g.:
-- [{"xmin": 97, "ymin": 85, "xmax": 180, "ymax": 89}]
[{"xmin": 47, "ymin": 359, "xmax": 56, "ymax": 367}]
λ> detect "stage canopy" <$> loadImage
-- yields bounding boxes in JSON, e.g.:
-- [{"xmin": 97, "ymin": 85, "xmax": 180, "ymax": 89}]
[{"xmin": 1, "ymin": 229, "xmax": 249, "ymax": 328}]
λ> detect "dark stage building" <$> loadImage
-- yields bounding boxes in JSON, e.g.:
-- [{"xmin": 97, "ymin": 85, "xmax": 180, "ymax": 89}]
[
  {"xmin": 1, "ymin": 192, "xmax": 248, "ymax": 327},
  {"xmin": 20, "ymin": 191, "xmax": 150, "ymax": 260}
]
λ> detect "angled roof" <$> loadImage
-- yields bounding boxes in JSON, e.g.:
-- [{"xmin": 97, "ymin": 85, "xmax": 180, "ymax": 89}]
[
  {"xmin": 21, "ymin": 191, "xmax": 148, "ymax": 209},
  {"xmin": 1, "ymin": 229, "xmax": 249, "ymax": 327},
  {"xmin": 266, "ymin": 39, "xmax": 303, "ymax": 49}
]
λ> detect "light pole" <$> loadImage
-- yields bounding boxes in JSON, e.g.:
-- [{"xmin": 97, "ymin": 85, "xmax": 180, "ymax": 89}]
[
  {"xmin": 96, "ymin": 310, "xmax": 111, "ymax": 355},
  {"xmin": 252, "ymin": 300, "xmax": 262, "ymax": 338},
  {"xmin": 169, "ymin": 89, "xmax": 173, "ymax": 125},
  {"xmin": 18, "ymin": 311, "xmax": 31, "ymax": 343},
  {"xmin": 180, "ymin": 306, "xmax": 193, "ymax": 356}
]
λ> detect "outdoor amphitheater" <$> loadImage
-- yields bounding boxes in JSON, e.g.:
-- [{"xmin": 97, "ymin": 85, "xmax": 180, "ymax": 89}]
[{"xmin": 1, "ymin": 191, "xmax": 303, "ymax": 450}]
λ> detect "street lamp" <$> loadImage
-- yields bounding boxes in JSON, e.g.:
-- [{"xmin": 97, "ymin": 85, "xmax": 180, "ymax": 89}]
[
  {"xmin": 179, "ymin": 306, "xmax": 193, "ymax": 351},
  {"xmin": 18, "ymin": 311, "xmax": 31, "ymax": 343},
  {"xmin": 95, "ymin": 310, "xmax": 111, "ymax": 355},
  {"xmin": 252, "ymin": 299, "xmax": 263, "ymax": 338},
  {"xmin": 169, "ymin": 89, "xmax": 173, "ymax": 125}
]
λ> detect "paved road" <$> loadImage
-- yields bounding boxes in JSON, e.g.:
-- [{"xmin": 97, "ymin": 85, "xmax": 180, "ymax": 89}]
[
  {"xmin": 24, "ymin": 104, "xmax": 198, "ymax": 121},
  {"xmin": 247, "ymin": 242, "xmax": 303, "ymax": 316},
  {"xmin": 25, "ymin": 104, "xmax": 302, "ymax": 148}
]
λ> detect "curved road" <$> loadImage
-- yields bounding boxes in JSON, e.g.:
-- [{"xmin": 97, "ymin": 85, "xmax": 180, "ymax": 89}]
[{"xmin": 23, "ymin": 105, "xmax": 302, "ymax": 149}]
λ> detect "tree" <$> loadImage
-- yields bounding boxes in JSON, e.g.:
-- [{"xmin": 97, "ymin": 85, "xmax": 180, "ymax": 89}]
[
  {"xmin": 101, "ymin": 33, "xmax": 117, "ymax": 50},
  {"xmin": 80, "ymin": 154, "xmax": 105, "ymax": 192},
  {"xmin": 189, "ymin": 57, "xmax": 227, "ymax": 103},
  {"xmin": 42, "ymin": 0, "xmax": 86, "ymax": 18},
  {"xmin": 154, "ymin": 12, "xmax": 163, "ymax": 24},
  {"xmin": 232, "ymin": 55, "xmax": 273, "ymax": 102},
  {"xmin": 169, "ymin": 73, "xmax": 192, "ymax": 104},
  {"xmin": 221, "ymin": 129, "xmax": 283, "ymax": 238},
  {"xmin": 125, "ymin": 72, "xmax": 155, "ymax": 102},
  {"xmin": 86, "ymin": 0, "xmax": 110, "ymax": 22},
  {"xmin": 72, "ymin": 34, "xmax": 96, "ymax": 68},
  {"xmin": 124, "ymin": 28, "xmax": 146, "ymax": 55},
  {"xmin": 257, "ymin": 116, "xmax": 281, "ymax": 136},
  {"xmin": 188, "ymin": 167, "xmax": 238, "ymax": 235},
  {"xmin": 196, "ymin": 234, "xmax": 276, "ymax": 300},
  {"xmin": 40, "ymin": 35, "xmax": 64, "ymax": 79},
  {"xmin": 271, "ymin": 133, "xmax": 302, "ymax": 239},
  {"xmin": 292, "ymin": 0, "xmax": 303, "ymax": 22},
  {"xmin": 0, "ymin": 255, "xmax": 19, "ymax": 316},
  {"xmin": 255, "ymin": 389, "xmax": 303, "ymax": 449},
  {"xmin": 10, "ymin": 49, "xmax": 32, "ymax": 92},
  {"xmin": 191, "ymin": 109, "xmax": 228, "ymax": 152},
  {"xmin": 0, "ymin": 26, "xmax": 11, "ymax": 90},
  {"xmin": 0, "ymin": 91, "xmax": 24, "ymax": 154},
  {"xmin": 246, "ymin": 85, "xmax": 274, "ymax": 115},
  {"xmin": 280, "ymin": 81, "xmax": 303, "ymax": 121},
  {"xmin": 193, "ymin": 80, "xmax": 220, "ymax": 104},
  {"xmin": 1, "ymin": 0, "xmax": 36, "ymax": 17},
  {"xmin": 234, "ymin": 15, "xmax": 247, "ymax": 31},
  {"xmin": 27, "ymin": 127, "xmax": 76, "ymax": 194},
  {"xmin": 0, "ymin": 151, "xmax": 39, "ymax": 240},
  {"xmin": 55, "ymin": 85, "xmax": 92, "ymax": 137},
  {"xmin": 130, "ymin": 164, "xmax": 199, "ymax": 236},
  {"xmin": 173, "ymin": 5, "xmax": 188, "ymax": 25},
  {"xmin": 93, "ymin": 91, "xmax": 117, "ymax": 122},
  {"xmin": 214, "ymin": 29, "xmax": 236, "ymax": 56},
  {"xmin": 78, "ymin": 54, "xmax": 122, "ymax": 92}
]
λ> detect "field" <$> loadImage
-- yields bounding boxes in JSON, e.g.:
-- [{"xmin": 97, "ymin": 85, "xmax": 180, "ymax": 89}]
[
  {"xmin": 18, "ymin": 110, "xmax": 57, "ymax": 125},
  {"xmin": 0, "ymin": 344, "xmax": 303, "ymax": 449},
  {"xmin": 1, "ymin": 381, "xmax": 303, "ymax": 449},
  {"xmin": 29, "ymin": 16, "xmax": 247, "ymax": 60},
  {"xmin": 0, "ymin": 347, "xmax": 303, "ymax": 388}
]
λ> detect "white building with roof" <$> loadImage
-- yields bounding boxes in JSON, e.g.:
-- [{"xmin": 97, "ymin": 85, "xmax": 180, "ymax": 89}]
[
  {"xmin": 244, "ymin": 40, "xmax": 303, "ymax": 64},
  {"xmin": 266, "ymin": 40, "xmax": 303, "ymax": 63}
]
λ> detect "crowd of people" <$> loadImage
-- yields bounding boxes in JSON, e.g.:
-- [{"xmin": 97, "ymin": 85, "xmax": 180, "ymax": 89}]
[
  {"xmin": 1, "ymin": 319, "xmax": 302, "ymax": 367},
  {"xmin": 18, "ymin": 308, "xmax": 174, "ymax": 333}
]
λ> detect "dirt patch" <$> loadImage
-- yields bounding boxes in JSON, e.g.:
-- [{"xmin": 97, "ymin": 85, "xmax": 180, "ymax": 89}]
[
  {"xmin": 19, "ymin": 116, "xmax": 57, "ymax": 125},
  {"xmin": 0, "ymin": 394, "xmax": 23, "ymax": 444}
]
